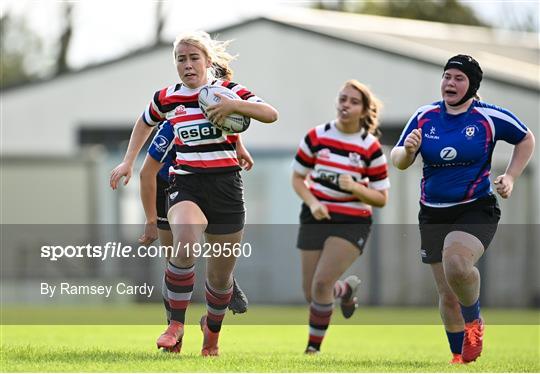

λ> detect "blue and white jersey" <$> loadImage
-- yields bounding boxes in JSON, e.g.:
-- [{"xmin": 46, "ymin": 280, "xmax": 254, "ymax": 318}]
[
  {"xmin": 148, "ymin": 121, "xmax": 175, "ymax": 182},
  {"xmin": 396, "ymin": 100, "xmax": 528, "ymax": 207}
]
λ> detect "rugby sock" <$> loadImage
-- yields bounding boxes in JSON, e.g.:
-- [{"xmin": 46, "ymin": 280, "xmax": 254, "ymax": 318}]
[
  {"xmin": 165, "ymin": 262, "xmax": 195, "ymax": 324},
  {"xmin": 460, "ymin": 299, "xmax": 480, "ymax": 323},
  {"xmin": 162, "ymin": 275, "xmax": 171, "ymax": 324},
  {"xmin": 446, "ymin": 330, "xmax": 465, "ymax": 354},
  {"xmin": 205, "ymin": 281, "xmax": 233, "ymax": 333},
  {"xmin": 307, "ymin": 301, "xmax": 334, "ymax": 351},
  {"xmin": 333, "ymin": 280, "xmax": 352, "ymax": 299}
]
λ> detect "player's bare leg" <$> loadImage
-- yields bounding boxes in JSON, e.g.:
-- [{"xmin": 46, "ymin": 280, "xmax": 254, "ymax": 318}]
[
  {"xmin": 431, "ymin": 263, "xmax": 465, "ymax": 363},
  {"xmin": 443, "ymin": 231, "xmax": 485, "ymax": 363}
]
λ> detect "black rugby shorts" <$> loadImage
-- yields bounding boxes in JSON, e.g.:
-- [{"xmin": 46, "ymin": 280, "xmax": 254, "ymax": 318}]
[
  {"xmin": 418, "ymin": 194, "xmax": 501, "ymax": 264},
  {"xmin": 168, "ymin": 171, "xmax": 245, "ymax": 235}
]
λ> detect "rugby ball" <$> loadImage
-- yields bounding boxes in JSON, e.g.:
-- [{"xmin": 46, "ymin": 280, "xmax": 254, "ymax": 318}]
[{"xmin": 198, "ymin": 85, "xmax": 251, "ymax": 133}]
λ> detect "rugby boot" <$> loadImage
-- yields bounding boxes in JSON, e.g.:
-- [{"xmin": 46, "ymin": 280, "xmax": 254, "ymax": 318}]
[
  {"xmin": 200, "ymin": 315, "xmax": 220, "ymax": 356},
  {"xmin": 449, "ymin": 353, "xmax": 464, "ymax": 364},
  {"xmin": 156, "ymin": 320, "xmax": 183, "ymax": 353},
  {"xmin": 462, "ymin": 318, "xmax": 484, "ymax": 363},
  {"xmin": 228, "ymin": 278, "xmax": 248, "ymax": 314},
  {"xmin": 340, "ymin": 275, "xmax": 361, "ymax": 319},
  {"xmin": 304, "ymin": 346, "xmax": 321, "ymax": 355}
]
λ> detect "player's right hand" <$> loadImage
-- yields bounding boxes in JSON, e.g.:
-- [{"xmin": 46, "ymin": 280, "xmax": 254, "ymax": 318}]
[
  {"xmin": 110, "ymin": 162, "xmax": 132, "ymax": 190},
  {"xmin": 404, "ymin": 128, "xmax": 422, "ymax": 155},
  {"xmin": 138, "ymin": 221, "xmax": 158, "ymax": 245},
  {"xmin": 310, "ymin": 201, "xmax": 331, "ymax": 221}
]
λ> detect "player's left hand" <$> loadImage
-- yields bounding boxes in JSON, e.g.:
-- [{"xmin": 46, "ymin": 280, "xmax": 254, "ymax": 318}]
[
  {"xmin": 139, "ymin": 221, "xmax": 158, "ymax": 245},
  {"xmin": 338, "ymin": 174, "xmax": 358, "ymax": 192},
  {"xmin": 237, "ymin": 143, "xmax": 254, "ymax": 171},
  {"xmin": 206, "ymin": 93, "xmax": 237, "ymax": 126},
  {"xmin": 494, "ymin": 174, "xmax": 514, "ymax": 199}
]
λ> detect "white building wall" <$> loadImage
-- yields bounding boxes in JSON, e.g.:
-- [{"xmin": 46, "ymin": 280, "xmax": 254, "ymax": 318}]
[
  {"xmin": 3, "ymin": 19, "xmax": 537, "ymax": 155},
  {"xmin": 1, "ymin": 19, "xmax": 538, "ymax": 306}
]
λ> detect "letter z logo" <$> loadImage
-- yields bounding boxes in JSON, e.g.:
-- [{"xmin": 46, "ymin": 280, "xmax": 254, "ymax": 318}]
[{"xmin": 440, "ymin": 147, "xmax": 457, "ymax": 161}]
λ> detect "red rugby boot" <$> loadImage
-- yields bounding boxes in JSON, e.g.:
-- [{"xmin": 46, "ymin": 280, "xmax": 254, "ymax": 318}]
[
  {"xmin": 200, "ymin": 315, "xmax": 220, "ymax": 356},
  {"xmin": 449, "ymin": 353, "xmax": 463, "ymax": 364},
  {"xmin": 156, "ymin": 321, "xmax": 184, "ymax": 353},
  {"xmin": 462, "ymin": 318, "xmax": 484, "ymax": 363}
]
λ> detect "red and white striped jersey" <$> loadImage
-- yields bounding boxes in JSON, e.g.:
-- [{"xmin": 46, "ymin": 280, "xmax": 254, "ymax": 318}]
[
  {"xmin": 292, "ymin": 121, "xmax": 390, "ymax": 218},
  {"xmin": 142, "ymin": 79, "xmax": 263, "ymax": 175}
]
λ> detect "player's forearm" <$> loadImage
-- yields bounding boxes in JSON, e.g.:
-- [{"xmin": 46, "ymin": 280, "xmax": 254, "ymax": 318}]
[
  {"xmin": 237, "ymin": 135, "xmax": 247, "ymax": 151},
  {"xmin": 139, "ymin": 159, "xmax": 161, "ymax": 223},
  {"xmin": 123, "ymin": 117, "xmax": 155, "ymax": 165},
  {"xmin": 350, "ymin": 185, "xmax": 388, "ymax": 207},
  {"xmin": 505, "ymin": 130, "xmax": 535, "ymax": 180},
  {"xmin": 235, "ymin": 101, "xmax": 278, "ymax": 123},
  {"xmin": 391, "ymin": 146, "xmax": 416, "ymax": 170},
  {"xmin": 140, "ymin": 179, "xmax": 158, "ymax": 224},
  {"xmin": 292, "ymin": 173, "xmax": 318, "ymax": 208}
]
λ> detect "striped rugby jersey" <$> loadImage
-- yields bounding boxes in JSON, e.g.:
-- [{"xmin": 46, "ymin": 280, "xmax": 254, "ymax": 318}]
[
  {"xmin": 142, "ymin": 79, "xmax": 263, "ymax": 175},
  {"xmin": 293, "ymin": 121, "xmax": 390, "ymax": 218},
  {"xmin": 396, "ymin": 100, "xmax": 528, "ymax": 207}
]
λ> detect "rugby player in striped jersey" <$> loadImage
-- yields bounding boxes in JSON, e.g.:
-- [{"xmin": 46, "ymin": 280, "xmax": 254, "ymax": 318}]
[
  {"xmin": 135, "ymin": 31, "xmax": 277, "ymax": 356},
  {"xmin": 292, "ymin": 80, "xmax": 390, "ymax": 354}
]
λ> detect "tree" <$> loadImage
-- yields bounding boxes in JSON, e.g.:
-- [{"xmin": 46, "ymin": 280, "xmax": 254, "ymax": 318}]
[
  {"xmin": 496, "ymin": 2, "xmax": 538, "ymax": 32},
  {"xmin": 154, "ymin": 1, "xmax": 165, "ymax": 44},
  {"xmin": 315, "ymin": 0, "xmax": 487, "ymax": 27},
  {"xmin": 56, "ymin": 3, "xmax": 74, "ymax": 75},
  {"xmin": 0, "ymin": 14, "xmax": 43, "ymax": 88}
]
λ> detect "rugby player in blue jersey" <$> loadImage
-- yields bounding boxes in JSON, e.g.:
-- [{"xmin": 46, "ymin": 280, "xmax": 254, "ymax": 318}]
[{"xmin": 391, "ymin": 55, "xmax": 535, "ymax": 364}]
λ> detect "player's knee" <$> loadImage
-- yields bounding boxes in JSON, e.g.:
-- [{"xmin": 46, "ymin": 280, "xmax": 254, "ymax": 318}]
[
  {"xmin": 312, "ymin": 277, "xmax": 334, "ymax": 299},
  {"xmin": 206, "ymin": 272, "xmax": 232, "ymax": 290},
  {"xmin": 177, "ymin": 227, "xmax": 201, "ymax": 243},
  {"xmin": 443, "ymin": 254, "xmax": 472, "ymax": 284}
]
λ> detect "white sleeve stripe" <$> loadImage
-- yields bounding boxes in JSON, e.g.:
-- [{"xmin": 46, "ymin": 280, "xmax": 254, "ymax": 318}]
[
  {"xmin": 396, "ymin": 117, "xmax": 415, "ymax": 145},
  {"xmin": 478, "ymin": 108, "xmax": 527, "ymax": 134},
  {"xmin": 397, "ymin": 110, "xmax": 422, "ymax": 145},
  {"xmin": 475, "ymin": 108, "xmax": 496, "ymax": 142},
  {"xmin": 398, "ymin": 104, "xmax": 439, "ymax": 144},
  {"xmin": 151, "ymin": 102, "xmax": 164, "ymax": 118},
  {"xmin": 299, "ymin": 141, "xmax": 314, "ymax": 157},
  {"xmin": 417, "ymin": 104, "xmax": 439, "ymax": 120},
  {"xmin": 143, "ymin": 109, "xmax": 160, "ymax": 126},
  {"xmin": 369, "ymin": 178, "xmax": 391, "ymax": 190},
  {"xmin": 369, "ymin": 155, "xmax": 388, "ymax": 167},
  {"xmin": 160, "ymin": 140, "xmax": 175, "ymax": 163},
  {"xmin": 292, "ymin": 161, "xmax": 311, "ymax": 175},
  {"xmin": 247, "ymin": 96, "xmax": 264, "ymax": 103}
]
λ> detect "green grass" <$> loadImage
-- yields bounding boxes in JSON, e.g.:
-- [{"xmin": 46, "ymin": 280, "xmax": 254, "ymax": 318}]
[
  {"xmin": 2, "ymin": 304, "xmax": 538, "ymax": 325},
  {"xmin": 1, "ymin": 307, "xmax": 539, "ymax": 372}
]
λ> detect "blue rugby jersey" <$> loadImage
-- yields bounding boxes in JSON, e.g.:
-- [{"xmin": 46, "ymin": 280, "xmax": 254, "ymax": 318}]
[
  {"xmin": 396, "ymin": 100, "xmax": 528, "ymax": 207},
  {"xmin": 148, "ymin": 121, "xmax": 175, "ymax": 182}
]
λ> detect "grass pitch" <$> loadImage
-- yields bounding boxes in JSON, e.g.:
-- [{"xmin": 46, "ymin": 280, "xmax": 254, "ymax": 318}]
[{"xmin": 1, "ymin": 306, "xmax": 538, "ymax": 372}]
